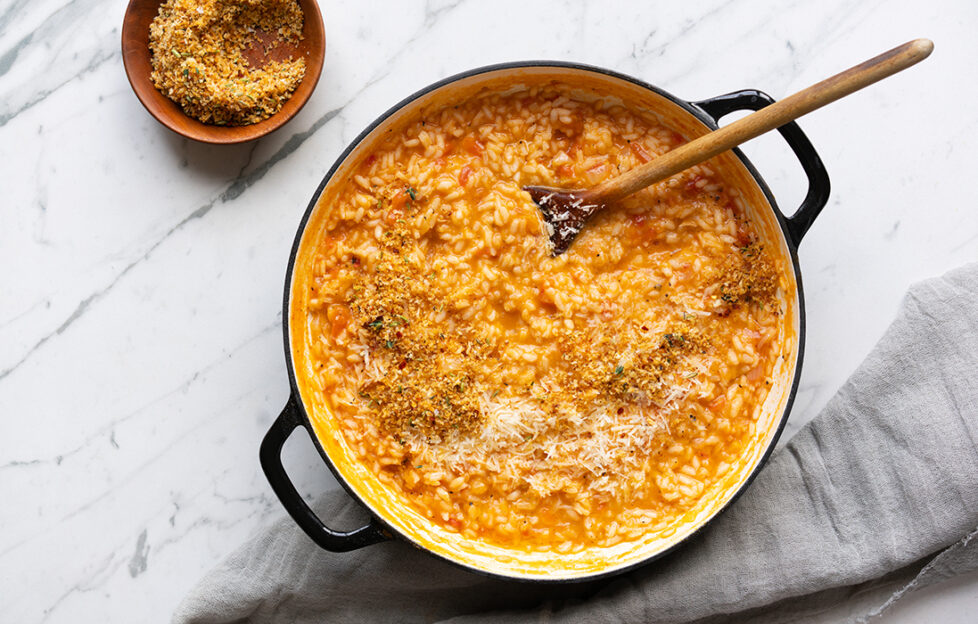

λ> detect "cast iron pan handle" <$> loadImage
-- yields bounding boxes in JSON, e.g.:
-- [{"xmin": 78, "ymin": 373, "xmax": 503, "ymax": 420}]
[
  {"xmin": 693, "ymin": 90, "xmax": 831, "ymax": 248},
  {"xmin": 260, "ymin": 396, "xmax": 391, "ymax": 551}
]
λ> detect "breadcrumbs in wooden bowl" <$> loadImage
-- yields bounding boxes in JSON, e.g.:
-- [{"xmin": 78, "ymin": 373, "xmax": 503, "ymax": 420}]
[
  {"xmin": 121, "ymin": 0, "xmax": 325, "ymax": 143},
  {"xmin": 149, "ymin": 0, "xmax": 305, "ymax": 126}
]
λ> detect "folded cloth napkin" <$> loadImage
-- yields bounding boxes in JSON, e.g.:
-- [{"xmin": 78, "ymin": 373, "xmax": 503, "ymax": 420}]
[{"xmin": 174, "ymin": 263, "xmax": 978, "ymax": 624}]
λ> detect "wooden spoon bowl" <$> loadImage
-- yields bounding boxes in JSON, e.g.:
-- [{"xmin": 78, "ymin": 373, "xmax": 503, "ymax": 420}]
[{"xmin": 121, "ymin": 0, "xmax": 325, "ymax": 144}]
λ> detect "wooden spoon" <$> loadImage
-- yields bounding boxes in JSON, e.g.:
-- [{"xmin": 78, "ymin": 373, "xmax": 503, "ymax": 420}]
[{"xmin": 526, "ymin": 38, "xmax": 934, "ymax": 255}]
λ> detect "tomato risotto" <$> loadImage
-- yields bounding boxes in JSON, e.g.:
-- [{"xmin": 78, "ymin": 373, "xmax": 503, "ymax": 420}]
[{"xmin": 292, "ymin": 83, "xmax": 789, "ymax": 553}]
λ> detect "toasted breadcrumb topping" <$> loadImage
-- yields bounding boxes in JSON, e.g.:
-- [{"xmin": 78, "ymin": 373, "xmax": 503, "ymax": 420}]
[
  {"xmin": 344, "ymin": 191, "xmax": 777, "ymax": 440},
  {"xmin": 149, "ymin": 0, "xmax": 305, "ymax": 126}
]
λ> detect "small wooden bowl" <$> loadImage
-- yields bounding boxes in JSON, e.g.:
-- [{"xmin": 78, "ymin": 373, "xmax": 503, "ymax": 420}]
[{"xmin": 121, "ymin": 0, "xmax": 325, "ymax": 144}]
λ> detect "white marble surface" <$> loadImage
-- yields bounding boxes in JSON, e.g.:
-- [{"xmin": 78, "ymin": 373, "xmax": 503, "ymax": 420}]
[{"xmin": 1, "ymin": 0, "xmax": 976, "ymax": 621}]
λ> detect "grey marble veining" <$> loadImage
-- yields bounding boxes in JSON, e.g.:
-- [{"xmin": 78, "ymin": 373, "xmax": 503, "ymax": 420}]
[{"xmin": 1, "ymin": 0, "xmax": 977, "ymax": 621}]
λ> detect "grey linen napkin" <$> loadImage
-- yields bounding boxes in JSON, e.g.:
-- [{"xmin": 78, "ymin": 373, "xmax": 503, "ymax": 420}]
[{"xmin": 175, "ymin": 263, "xmax": 978, "ymax": 624}]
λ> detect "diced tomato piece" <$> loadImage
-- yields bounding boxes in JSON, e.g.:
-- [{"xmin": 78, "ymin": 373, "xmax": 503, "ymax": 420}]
[
  {"xmin": 735, "ymin": 223, "xmax": 752, "ymax": 246},
  {"xmin": 628, "ymin": 214, "xmax": 659, "ymax": 243},
  {"xmin": 461, "ymin": 135, "xmax": 484, "ymax": 156},
  {"xmin": 327, "ymin": 305, "xmax": 351, "ymax": 338},
  {"xmin": 745, "ymin": 365, "xmax": 765, "ymax": 382},
  {"xmin": 390, "ymin": 190, "xmax": 408, "ymax": 212},
  {"xmin": 586, "ymin": 164, "xmax": 608, "ymax": 181},
  {"xmin": 556, "ymin": 164, "xmax": 574, "ymax": 179},
  {"xmin": 459, "ymin": 165, "xmax": 472, "ymax": 186},
  {"xmin": 630, "ymin": 143, "xmax": 652, "ymax": 163}
]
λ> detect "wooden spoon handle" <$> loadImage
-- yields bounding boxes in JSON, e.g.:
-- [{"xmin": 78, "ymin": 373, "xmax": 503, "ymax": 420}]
[{"xmin": 588, "ymin": 38, "xmax": 934, "ymax": 204}]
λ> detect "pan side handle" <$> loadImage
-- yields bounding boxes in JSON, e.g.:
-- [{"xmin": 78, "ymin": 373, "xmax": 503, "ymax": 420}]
[
  {"xmin": 260, "ymin": 396, "xmax": 391, "ymax": 552},
  {"xmin": 694, "ymin": 90, "xmax": 831, "ymax": 248}
]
